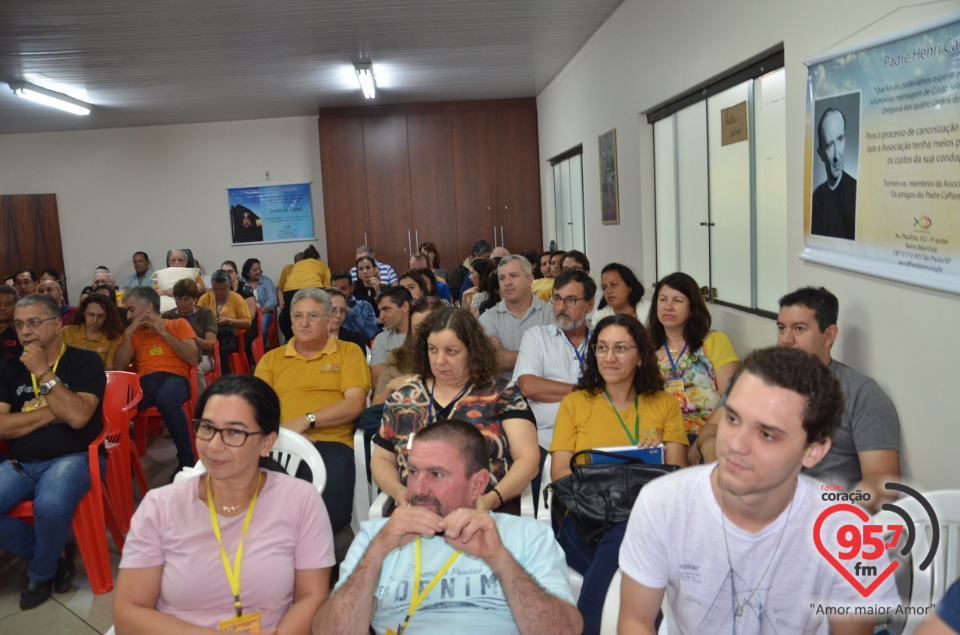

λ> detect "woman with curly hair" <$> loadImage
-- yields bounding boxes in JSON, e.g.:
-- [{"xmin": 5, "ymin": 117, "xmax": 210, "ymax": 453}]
[
  {"xmin": 550, "ymin": 314, "xmax": 687, "ymax": 634},
  {"xmin": 370, "ymin": 307, "xmax": 539, "ymax": 514},
  {"xmin": 647, "ymin": 272, "xmax": 738, "ymax": 464},
  {"xmin": 60, "ymin": 294, "xmax": 125, "ymax": 369}
]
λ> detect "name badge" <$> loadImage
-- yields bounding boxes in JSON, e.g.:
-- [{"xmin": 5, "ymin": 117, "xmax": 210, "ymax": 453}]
[
  {"xmin": 218, "ymin": 612, "xmax": 262, "ymax": 632},
  {"xmin": 664, "ymin": 378, "xmax": 685, "ymax": 393},
  {"xmin": 149, "ymin": 345, "xmax": 164, "ymax": 356},
  {"xmin": 23, "ymin": 397, "xmax": 47, "ymax": 412}
]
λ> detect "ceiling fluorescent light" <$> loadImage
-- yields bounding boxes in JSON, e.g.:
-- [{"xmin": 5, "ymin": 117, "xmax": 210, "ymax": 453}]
[
  {"xmin": 354, "ymin": 63, "xmax": 376, "ymax": 99},
  {"xmin": 9, "ymin": 81, "xmax": 91, "ymax": 116}
]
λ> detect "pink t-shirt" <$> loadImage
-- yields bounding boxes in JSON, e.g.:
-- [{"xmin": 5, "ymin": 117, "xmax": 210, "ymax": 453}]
[{"xmin": 120, "ymin": 470, "xmax": 335, "ymax": 630}]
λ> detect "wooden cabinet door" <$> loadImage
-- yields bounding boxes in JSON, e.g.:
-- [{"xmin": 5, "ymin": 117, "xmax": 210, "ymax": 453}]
[
  {"xmin": 407, "ymin": 113, "xmax": 459, "ymax": 269},
  {"xmin": 452, "ymin": 111, "xmax": 499, "ymax": 259},
  {"xmin": 319, "ymin": 117, "xmax": 369, "ymax": 271},
  {"xmin": 496, "ymin": 108, "xmax": 543, "ymax": 254},
  {"xmin": 363, "ymin": 116, "xmax": 413, "ymax": 273}
]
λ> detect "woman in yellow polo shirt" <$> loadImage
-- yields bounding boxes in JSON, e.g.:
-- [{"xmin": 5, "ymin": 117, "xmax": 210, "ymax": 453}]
[
  {"xmin": 61, "ymin": 295, "xmax": 125, "ymax": 369},
  {"xmin": 277, "ymin": 245, "xmax": 330, "ymax": 341}
]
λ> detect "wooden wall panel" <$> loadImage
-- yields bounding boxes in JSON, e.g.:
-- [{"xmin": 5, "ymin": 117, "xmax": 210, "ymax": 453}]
[
  {"xmin": 407, "ymin": 113, "xmax": 458, "ymax": 267},
  {"xmin": 496, "ymin": 108, "xmax": 543, "ymax": 254},
  {"xmin": 452, "ymin": 111, "xmax": 499, "ymax": 260},
  {"xmin": 363, "ymin": 116, "xmax": 413, "ymax": 271},
  {"xmin": 1, "ymin": 194, "xmax": 66, "ymax": 291},
  {"xmin": 319, "ymin": 117, "xmax": 369, "ymax": 271}
]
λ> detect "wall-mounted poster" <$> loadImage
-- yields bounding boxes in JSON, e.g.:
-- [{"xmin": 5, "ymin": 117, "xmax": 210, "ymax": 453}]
[
  {"xmin": 227, "ymin": 182, "xmax": 316, "ymax": 245},
  {"xmin": 802, "ymin": 15, "xmax": 960, "ymax": 295},
  {"xmin": 599, "ymin": 129, "xmax": 620, "ymax": 225}
]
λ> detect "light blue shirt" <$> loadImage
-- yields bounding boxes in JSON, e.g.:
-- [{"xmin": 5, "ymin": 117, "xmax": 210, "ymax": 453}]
[
  {"xmin": 338, "ymin": 513, "xmax": 574, "ymax": 635},
  {"xmin": 249, "ymin": 274, "xmax": 278, "ymax": 312},
  {"xmin": 120, "ymin": 269, "xmax": 155, "ymax": 291}
]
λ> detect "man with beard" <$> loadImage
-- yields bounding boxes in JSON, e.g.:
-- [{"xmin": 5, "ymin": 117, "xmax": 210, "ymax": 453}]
[
  {"xmin": 314, "ymin": 420, "xmax": 581, "ymax": 635},
  {"xmin": 514, "ymin": 269, "xmax": 595, "ymax": 459}
]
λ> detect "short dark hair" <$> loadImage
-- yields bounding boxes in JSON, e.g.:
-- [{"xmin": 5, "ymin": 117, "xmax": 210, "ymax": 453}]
[
  {"xmin": 195, "ymin": 375, "xmax": 281, "ymax": 436},
  {"xmin": 133, "ymin": 251, "xmax": 150, "ymax": 261},
  {"xmin": 471, "ymin": 239, "xmax": 494, "ymax": 257},
  {"xmin": 331, "ymin": 269, "xmax": 352, "ymax": 283},
  {"xmin": 125, "ymin": 286, "xmax": 161, "ymax": 312},
  {"xmin": 562, "ymin": 250, "xmax": 591, "ymax": 272},
  {"xmin": 15, "ymin": 293, "xmax": 60, "ymax": 318},
  {"xmin": 172, "ymin": 278, "xmax": 200, "ymax": 299},
  {"xmin": 413, "ymin": 307, "xmax": 498, "ymax": 385},
  {"xmin": 15, "ymin": 269, "xmax": 37, "ymax": 283},
  {"xmin": 241, "ymin": 258, "xmax": 260, "ymax": 280},
  {"xmin": 598, "ymin": 263, "xmax": 644, "ymax": 309},
  {"xmin": 378, "ymin": 286, "xmax": 413, "ymax": 308},
  {"xmin": 41, "ymin": 268, "xmax": 63, "ymax": 282},
  {"xmin": 0, "ymin": 285, "xmax": 17, "ymax": 300},
  {"xmin": 415, "ymin": 268, "xmax": 438, "ymax": 295},
  {"xmin": 414, "ymin": 419, "xmax": 489, "ymax": 477},
  {"xmin": 778, "ymin": 287, "xmax": 838, "ymax": 331},
  {"xmin": 323, "ymin": 286, "xmax": 348, "ymax": 302},
  {"xmin": 728, "ymin": 347, "xmax": 844, "ymax": 445},
  {"xmin": 577, "ymin": 315, "xmax": 662, "ymax": 396},
  {"xmin": 554, "ymin": 269, "xmax": 597, "ymax": 300},
  {"xmin": 647, "ymin": 272, "xmax": 710, "ymax": 352}
]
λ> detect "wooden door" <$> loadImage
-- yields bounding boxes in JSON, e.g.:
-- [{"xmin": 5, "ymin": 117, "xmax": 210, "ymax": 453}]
[
  {"xmin": 0, "ymin": 194, "xmax": 66, "ymax": 292},
  {"xmin": 363, "ymin": 116, "xmax": 413, "ymax": 274},
  {"xmin": 452, "ymin": 111, "xmax": 499, "ymax": 259},
  {"xmin": 496, "ymin": 108, "xmax": 543, "ymax": 255},
  {"xmin": 407, "ymin": 113, "xmax": 459, "ymax": 270},
  {"xmin": 319, "ymin": 117, "xmax": 370, "ymax": 272}
]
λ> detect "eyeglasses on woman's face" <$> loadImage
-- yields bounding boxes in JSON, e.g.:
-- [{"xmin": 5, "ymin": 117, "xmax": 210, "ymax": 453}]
[
  {"xmin": 593, "ymin": 343, "xmax": 639, "ymax": 358},
  {"xmin": 193, "ymin": 420, "xmax": 264, "ymax": 447}
]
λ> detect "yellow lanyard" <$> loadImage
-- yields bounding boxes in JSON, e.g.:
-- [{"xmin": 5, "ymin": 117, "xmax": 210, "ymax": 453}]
[
  {"xmin": 396, "ymin": 536, "xmax": 461, "ymax": 634},
  {"xmin": 30, "ymin": 343, "xmax": 66, "ymax": 398},
  {"xmin": 206, "ymin": 472, "xmax": 262, "ymax": 618}
]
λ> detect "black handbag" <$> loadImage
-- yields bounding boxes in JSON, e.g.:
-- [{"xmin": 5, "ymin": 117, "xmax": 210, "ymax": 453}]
[{"xmin": 547, "ymin": 449, "xmax": 679, "ymax": 544}]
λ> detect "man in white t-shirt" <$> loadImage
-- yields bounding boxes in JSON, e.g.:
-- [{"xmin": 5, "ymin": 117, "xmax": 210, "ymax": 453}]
[
  {"xmin": 619, "ymin": 347, "xmax": 900, "ymax": 634},
  {"xmin": 314, "ymin": 420, "xmax": 581, "ymax": 635}
]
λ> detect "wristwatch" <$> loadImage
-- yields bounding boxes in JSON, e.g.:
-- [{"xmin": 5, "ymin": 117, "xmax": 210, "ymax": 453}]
[
  {"xmin": 305, "ymin": 413, "xmax": 317, "ymax": 429},
  {"xmin": 39, "ymin": 376, "xmax": 61, "ymax": 396}
]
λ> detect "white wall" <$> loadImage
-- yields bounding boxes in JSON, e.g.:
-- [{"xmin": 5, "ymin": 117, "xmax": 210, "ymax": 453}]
[
  {"xmin": 537, "ymin": 0, "xmax": 960, "ymax": 489},
  {"xmin": 0, "ymin": 117, "xmax": 326, "ymax": 300}
]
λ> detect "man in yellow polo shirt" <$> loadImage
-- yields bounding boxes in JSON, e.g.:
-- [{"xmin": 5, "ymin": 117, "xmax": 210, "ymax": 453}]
[
  {"xmin": 197, "ymin": 270, "xmax": 251, "ymax": 372},
  {"xmin": 256, "ymin": 287, "xmax": 369, "ymax": 537}
]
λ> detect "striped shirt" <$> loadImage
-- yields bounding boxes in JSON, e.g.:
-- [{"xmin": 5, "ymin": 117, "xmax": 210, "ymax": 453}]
[{"xmin": 349, "ymin": 261, "xmax": 398, "ymax": 286}]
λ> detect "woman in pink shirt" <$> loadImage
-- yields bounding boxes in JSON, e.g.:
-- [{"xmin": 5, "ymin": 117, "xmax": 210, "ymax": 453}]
[{"xmin": 114, "ymin": 375, "xmax": 334, "ymax": 634}]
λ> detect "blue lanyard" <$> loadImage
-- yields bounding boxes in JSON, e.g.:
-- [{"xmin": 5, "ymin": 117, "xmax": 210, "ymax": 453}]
[
  {"xmin": 664, "ymin": 343, "xmax": 688, "ymax": 379},
  {"xmin": 426, "ymin": 379, "xmax": 471, "ymax": 425},
  {"xmin": 564, "ymin": 327, "xmax": 589, "ymax": 367},
  {"xmin": 136, "ymin": 276, "xmax": 146, "ymax": 286},
  {"xmin": 215, "ymin": 299, "xmax": 224, "ymax": 318}
]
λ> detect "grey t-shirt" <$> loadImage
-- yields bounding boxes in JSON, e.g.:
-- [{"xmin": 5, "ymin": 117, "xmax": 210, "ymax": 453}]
[
  {"xmin": 369, "ymin": 329, "xmax": 406, "ymax": 367},
  {"xmin": 803, "ymin": 359, "xmax": 900, "ymax": 489},
  {"xmin": 479, "ymin": 296, "xmax": 555, "ymax": 379}
]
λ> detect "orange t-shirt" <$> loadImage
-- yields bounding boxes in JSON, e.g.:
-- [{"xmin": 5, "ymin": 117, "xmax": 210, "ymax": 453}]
[{"xmin": 131, "ymin": 318, "xmax": 195, "ymax": 377}]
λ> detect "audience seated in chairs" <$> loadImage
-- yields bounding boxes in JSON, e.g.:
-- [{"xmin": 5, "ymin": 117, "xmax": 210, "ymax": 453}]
[
  {"xmin": 161, "ymin": 279, "xmax": 216, "ymax": 392},
  {"xmin": 198, "ymin": 270, "xmax": 252, "ymax": 374},
  {"xmin": 323, "ymin": 287, "xmax": 368, "ymax": 356},
  {"xmin": 116, "ymin": 286, "xmax": 200, "ymax": 479},
  {"xmin": 241, "ymin": 258, "xmax": 277, "ymax": 350},
  {"xmin": 61, "ymin": 294, "xmax": 125, "ymax": 370},
  {"xmin": 330, "ymin": 269, "xmax": 379, "ymax": 341}
]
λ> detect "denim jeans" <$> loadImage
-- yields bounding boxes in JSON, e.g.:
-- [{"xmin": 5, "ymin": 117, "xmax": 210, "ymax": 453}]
[
  {"xmin": 139, "ymin": 371, "xmax": 194, "ymax": 466},
  {"xmin": 558, "ymin": 515, "xmax": 629, "ymax": 635},
  {"xmin": 0, "ymin": 453, "xmax": 105, "ymax": 583},
  {"xmin": 259, "ymin": 310, "xmax": 274, "ymax": 348}
]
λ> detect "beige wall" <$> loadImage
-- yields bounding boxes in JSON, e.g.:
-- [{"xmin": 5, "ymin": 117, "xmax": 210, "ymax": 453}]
[
  {"xmin": 0, "ymin": 116, "xmax": 326, "ymax": 300},
  {"xmin": 536, "ymin": 0, "xmax": 960, "ymax": 489}
]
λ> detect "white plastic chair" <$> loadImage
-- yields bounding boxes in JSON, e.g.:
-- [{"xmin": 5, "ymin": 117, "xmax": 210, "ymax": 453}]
[
  {"xmin": 537, "ymin": 453, "xmax": 554, "ymax": 525},
  {"xmin": 352, "ymin": 428, "xmax": 375, "ymax": 532},
  {"xmin": 176, "ymin": 428, "xmax": 326, "ymax": 494},
  {"xmin": 873, "ymin": 489, "xmax": 960, "ymax": 635},
  {"xmin": 599, "ymin": 568, "xmax": 622, "ymax": 634}
]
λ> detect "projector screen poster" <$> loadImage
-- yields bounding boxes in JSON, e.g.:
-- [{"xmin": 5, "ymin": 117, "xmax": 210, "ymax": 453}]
[
  {"xmin": 802, "ymin": 15, "xmax": 960, "ymax": 295},
  {"xmin": 227, "ymin": 183, "xmax": 316, "ymax": 245}
]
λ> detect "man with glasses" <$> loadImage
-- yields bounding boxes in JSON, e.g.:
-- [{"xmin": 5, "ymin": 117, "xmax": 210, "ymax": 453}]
[
  {"xmin": 116, "ymin": 286, "xmax": 200, "ymax": 479},
  {"xmin": 479, "ymin": 255, "xmax": 555, "ymax": 380},
  {"xmin": 513, "ymin": 270, "xmax": 596, "ymax": 500},
  {"xmin": 0, "ymin": 293, "xmax": 106, "ymax": 609},
  {"xmin": 255, "ymin": 288, "xmax": 370, "ymax": 541}
]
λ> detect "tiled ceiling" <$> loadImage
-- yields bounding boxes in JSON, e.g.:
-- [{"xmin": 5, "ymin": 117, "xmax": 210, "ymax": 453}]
[{"xmin": 0, "ymin": 0, "xmax": 624, "ymax": 134}]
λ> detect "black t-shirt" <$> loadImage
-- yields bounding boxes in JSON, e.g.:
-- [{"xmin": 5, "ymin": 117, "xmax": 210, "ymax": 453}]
[
  {"xmin": 1, "ymin": 324, "xmax": 22, "ymax": 359},
  {"xmin": 0, "ymin": 346, "xmax": 106, "ymax": 461}
]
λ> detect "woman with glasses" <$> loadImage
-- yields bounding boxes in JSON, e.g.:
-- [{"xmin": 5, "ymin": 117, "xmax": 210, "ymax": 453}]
[
  {"xmin": 158, "ymin": 249, "xmax": 206, "ymax": 296},
  {"xmin": 324, "ymin": 287, "xmax": 367, "ymax": 355},
  {"xmin": 60, "ymin": 295, "xmax": 125, "ymax": 369},
  {"xmin": 114, "ymin": 375, "xmax": 334, "ymax": 634},
  {"xmin": 647, "ymin": 272, "xmax": 739, "ymax": 464},
  {"xmin": 590, "ymin": 262, "xmax": 645, "ymax": 328},
  {"xmin": 550, "ymin": 314, "xmax": 687, "ymax": 634},
  {"xmin": 371, "ymin": 307, "xmax": 539, "ymax": 515},
  {"xmin": 161, "ymin": 279, "xmax": 216, "ymax": 390}
]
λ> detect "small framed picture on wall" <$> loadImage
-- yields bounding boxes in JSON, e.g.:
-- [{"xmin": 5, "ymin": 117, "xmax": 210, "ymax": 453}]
[{"xmin": 598, "ymin": 129, "xmax": 619, "ymax": 225}]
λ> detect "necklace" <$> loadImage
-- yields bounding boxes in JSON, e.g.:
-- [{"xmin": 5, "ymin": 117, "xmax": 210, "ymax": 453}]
[
  {"xmin": 718, "ymin": 472, "xmax": 796, "ymax": 619},
  {"xmin": 221, "ymin": 504, "xmax": 242, "ymax": 514}
]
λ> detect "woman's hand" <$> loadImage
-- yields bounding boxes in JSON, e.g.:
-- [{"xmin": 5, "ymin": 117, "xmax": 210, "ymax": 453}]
[
  {"xmin": 687, "ymin": 443, "xmax": 702, "ymax": 466},
  {"xmin": 475, "ymin": 492, "xmax": 499, "ymax": 512}
]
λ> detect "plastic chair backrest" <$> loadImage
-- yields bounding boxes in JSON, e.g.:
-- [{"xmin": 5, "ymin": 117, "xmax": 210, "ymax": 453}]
[
  {"xmin": 873, "ymin": 489, "xmax": 960, "ymax": 634},
  {"xmin": 251, "ymin": 308, "xmax": 265, "ymax": 363},
  {"xmin": 103, "ymin": 371, "xmax": 143, "ymax": 433},
  {"xmin": 599, "ymin": 568, "xmax": 622, "ymax": 633}
]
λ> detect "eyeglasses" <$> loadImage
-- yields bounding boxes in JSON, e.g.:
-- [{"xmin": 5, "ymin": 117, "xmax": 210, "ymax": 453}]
[
  {"xmin": 291, "ymin": 312, "xmax": 327, "ymax": 323},
  {"xmin": 13, "ymin": 316, "xmax": 59, "ymax": 331},
  {"xmin": 193, "ymin": 420, "xmax": 264, "ymax": 447},
  {"xmin": 549, "ymin": 295, "xmax": 587, "ymax": 308},
  {"xmin": 222, "ymin": 268, "xmax": 236, "ymax": 274},
  {"xmin": 593, "ymin": 344, "xmax": 639, "ymax": 357}
]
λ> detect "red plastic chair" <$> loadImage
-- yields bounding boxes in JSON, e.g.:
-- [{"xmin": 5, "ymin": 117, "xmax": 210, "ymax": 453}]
[
  {"xmin": 268, "ymin": 317, "xmax": 280, "ymax": 349},
  {"xmin": 7, "ymin": 428, "xmax": 121, "ymax": 594},
  {"xmin": 228, "ymin": 328, "xmax": 251, "ymax": 375},
  {"xmin": 206, "ymin": 339, "xmax": 222, "ymax": 386},
  {"xmin": 103, "ymin": 371, "xmax": 146, "ymax": 532},
  {"xmin": 133, "ymin": 365, "xmax": 199, "ymax": 459},
  {"xmin": 251, "ymin": 309, "xmax": 266, "ymax": 365}
]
